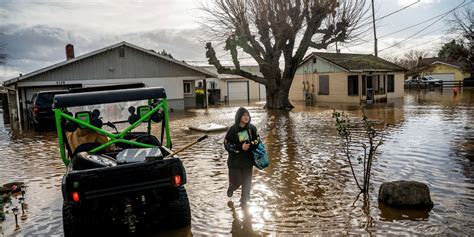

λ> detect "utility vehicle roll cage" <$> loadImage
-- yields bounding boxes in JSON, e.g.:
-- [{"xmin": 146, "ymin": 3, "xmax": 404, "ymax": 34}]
[{"xmin": 53, "ymin": 86, "xmax": 171, "ymax": 167}]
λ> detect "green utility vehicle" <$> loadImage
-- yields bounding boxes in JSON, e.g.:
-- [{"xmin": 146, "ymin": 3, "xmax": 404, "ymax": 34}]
[{"xmin": 53, "ymin": 84, "xmax": 191, "ymax": 236}]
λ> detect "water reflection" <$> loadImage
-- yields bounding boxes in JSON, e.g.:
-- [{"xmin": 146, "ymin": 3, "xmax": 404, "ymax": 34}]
[
  {"xmin": 228, "ymin": 201, "xmax": 261, "ymax": 236},
  {"xmin": 0, "ymin": 88, "xmax": 473, "ymax": 235},
  {"xmin": 378, "ymin": 202, "xmax": 432, "ymax": 221}
]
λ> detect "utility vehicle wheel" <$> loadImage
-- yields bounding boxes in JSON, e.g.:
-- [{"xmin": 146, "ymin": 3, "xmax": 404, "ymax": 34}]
[
  {"xmin": 166, "ymin": 187, "xmax": 191, "ymax": 228},
  {"xmin": 62, "ymin": 202, "xmax": 83, "ymax": 237}
]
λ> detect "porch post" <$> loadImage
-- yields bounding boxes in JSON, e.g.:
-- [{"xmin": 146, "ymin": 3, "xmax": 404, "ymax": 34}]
[{"xmin": 203, "ymin": 79, "xmax": 208, "ymax": 108}]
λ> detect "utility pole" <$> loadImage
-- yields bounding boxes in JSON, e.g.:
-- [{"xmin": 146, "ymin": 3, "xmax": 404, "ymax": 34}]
[{"xmin": 371, "ymin": 0, "xmax": 378, "ymax": 57}]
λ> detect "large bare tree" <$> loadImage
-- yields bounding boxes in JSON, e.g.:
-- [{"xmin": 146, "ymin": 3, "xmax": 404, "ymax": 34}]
[
  {"xmin": 202, "ymin": 0, "xmax": 367, "ymax": 109},
  {"xmin": 385, "ymin": 49, "xmax": 431, "ymax": 76}
]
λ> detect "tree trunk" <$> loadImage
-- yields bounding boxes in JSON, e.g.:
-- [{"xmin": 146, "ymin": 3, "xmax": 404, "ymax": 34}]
[{"xmin": 264, "ymin": 75, "xmax": 294, "ymax": 110}]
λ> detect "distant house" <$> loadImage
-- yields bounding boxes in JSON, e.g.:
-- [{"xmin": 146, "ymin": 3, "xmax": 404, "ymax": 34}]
[
  {"xmin": 411, "ymin": 57, "xmax": 470, "ymax": 81},
  {"xmin": 2, "ymin": 41, "xmax": 216, "ymax": 125},
  {"xmin": 199, "ymin": 65, "xmax": 266, "ymax": 103},
  {"xmin": 290, "ymin": 52, "xmax": 406, "ymax": 103}
]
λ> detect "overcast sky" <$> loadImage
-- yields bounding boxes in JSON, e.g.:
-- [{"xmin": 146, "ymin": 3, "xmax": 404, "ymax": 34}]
[{"xmin": 0, "ymin": 0, "xmax": 470, "ymax": 81}]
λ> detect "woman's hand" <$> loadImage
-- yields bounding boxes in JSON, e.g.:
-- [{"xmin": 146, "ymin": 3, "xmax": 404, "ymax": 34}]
[{"xmin": 242, "ymin": 142, "xmax": 250, "ymax": 151}]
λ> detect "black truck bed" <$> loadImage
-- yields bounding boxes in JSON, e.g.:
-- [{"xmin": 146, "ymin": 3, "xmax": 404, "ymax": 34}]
[{"xmin": 62, "ymin": 158, "xmax": 186, "ymax": 201}]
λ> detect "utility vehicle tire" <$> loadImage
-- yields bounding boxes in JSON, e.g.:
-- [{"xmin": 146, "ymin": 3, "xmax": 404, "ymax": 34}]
[
  {"xmin": 62, "ymin": 202, "xmax": 83, "ymax": 237},
  {"xmin": 72, "ymin": 151, "xmax": 117, "ymax": 170},
  {"xmin": 166, "ymin": 187, "xmax": 191, "ymax": 228}
]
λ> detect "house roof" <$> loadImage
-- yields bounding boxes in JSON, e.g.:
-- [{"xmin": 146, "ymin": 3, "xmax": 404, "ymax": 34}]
[
  {"xmin": 302, "ymin": 52, "xmax": 406, "ymax": 72},
  {"xmin": 3, "ymin": 41, "xmax": 216, "ymax": 86},
  {"xmin": 200, "ymin": 65, "xmax": 262, "ymax": 79},
  {"xmin": 417, "ymin": 57, "xmax": 464, "ymax": 68},
  {"xmin": 406, "ymin": 57, "xmax": 466, "ymax": 77}
]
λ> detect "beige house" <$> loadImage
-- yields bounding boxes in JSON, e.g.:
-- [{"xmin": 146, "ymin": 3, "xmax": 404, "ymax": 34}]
[
  {"xmin": 290, "ymin": 52, "xmax": 406, "ymax": 103},
  {"xmin": 200, "ymin": 65, "xmax": 266, "ymax": 103}
]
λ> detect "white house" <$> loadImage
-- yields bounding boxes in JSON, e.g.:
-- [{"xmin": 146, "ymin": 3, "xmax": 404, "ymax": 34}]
[
  {"xmin": 199, "ymin": 65, "xmax": 266, "ymax": 103},
  {"xmin": 2, "ymin": 41, "xmax": 216, "ymax": 125}
]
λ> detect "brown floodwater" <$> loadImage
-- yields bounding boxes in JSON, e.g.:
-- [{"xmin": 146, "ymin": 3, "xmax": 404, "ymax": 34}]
[{"xmin": 1, "ymin": 88, "xmax": 473, "ymax": 236}]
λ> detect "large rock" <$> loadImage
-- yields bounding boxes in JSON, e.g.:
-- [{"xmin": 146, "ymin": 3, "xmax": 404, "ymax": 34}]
[{"xmin": 378, "ymin": 180, "xmax": 433, "ymax": 207}]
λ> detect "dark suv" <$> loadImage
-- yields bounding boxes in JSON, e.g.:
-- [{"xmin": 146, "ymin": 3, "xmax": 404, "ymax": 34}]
[{"xmin": 28, "ymin": 90, "xmax": 67, "ymax": 130}]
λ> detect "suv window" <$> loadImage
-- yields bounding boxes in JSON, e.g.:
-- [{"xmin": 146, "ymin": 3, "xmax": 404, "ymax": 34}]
[{"xmin": 33, "ymin": 91, "xmax": 67, "ymax": 107}]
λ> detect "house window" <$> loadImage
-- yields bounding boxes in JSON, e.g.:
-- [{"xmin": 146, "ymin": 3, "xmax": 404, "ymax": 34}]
[
  {"xmin": 347, "ymin": 75, "xmax": 359, "ymax": 96},
  {"xmin": 387, "ymin": 75, "xmax": 395, "ymax": 92},
  {"xmin": 318, "ymin": 75, "xmax": 329, "ymax": 95},
  {"xmin": 209, "ymin": 81, "xmax": 216, "ymax": 89},
  {"xmin": 183, "ymin": 82, "xmax": 192, "ymax": 94},
  {"xmin": 374, "ymin": 75, "xmax": 386, "ymax": 95}
]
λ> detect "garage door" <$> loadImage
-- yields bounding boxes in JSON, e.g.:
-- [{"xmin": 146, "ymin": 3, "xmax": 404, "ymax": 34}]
[
  {"xmin": 425, "ymin": 73, "xmax": 455, "ymax": 81},
  {"xmin": 259, "ymin": 83, "xmax": 266, "ymax": 101},
  {"xmin": 228, "ymin": 81, "xmax": 249, "ymax": 101}
]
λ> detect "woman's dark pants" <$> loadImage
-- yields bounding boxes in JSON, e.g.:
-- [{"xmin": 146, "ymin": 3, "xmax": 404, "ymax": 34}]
[{"xmin": 228, "ymin": 166, "xmax": 253, "ymax": 203}]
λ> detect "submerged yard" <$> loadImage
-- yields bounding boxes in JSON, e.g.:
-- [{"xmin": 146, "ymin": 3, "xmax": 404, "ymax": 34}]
[{"xmin": 0, "ymin": 88, "xmax": 473, "ymax": 236}]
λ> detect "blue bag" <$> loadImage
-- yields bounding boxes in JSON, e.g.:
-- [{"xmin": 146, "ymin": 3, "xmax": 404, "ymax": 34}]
[{"xmin": 252, "ymin": 140, "xmax": 269, "ymax": 170}]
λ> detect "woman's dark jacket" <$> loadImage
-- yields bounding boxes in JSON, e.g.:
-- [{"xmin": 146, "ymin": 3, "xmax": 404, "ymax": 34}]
[{"xmin": 224, "ymin": 108, "xmax": 260, "ymax": 168}]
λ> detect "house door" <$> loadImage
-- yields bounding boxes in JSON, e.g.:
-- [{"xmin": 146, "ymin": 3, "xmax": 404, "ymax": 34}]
[{"xmin": 366, "ymin": 76, "xmax": 374, "ymax": 103}]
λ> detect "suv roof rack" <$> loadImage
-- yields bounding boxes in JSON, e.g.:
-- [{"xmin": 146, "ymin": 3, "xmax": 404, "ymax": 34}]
[
  {"xmin": 53, "ymin": 87, "xmax": 166, "ymax": 108},
  {"xmin": 69, "ymin": 83, "xmax": 147, "ymax": 93}
]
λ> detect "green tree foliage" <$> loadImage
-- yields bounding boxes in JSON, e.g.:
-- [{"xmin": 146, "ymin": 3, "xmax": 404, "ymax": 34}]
[{"xmin": 438, "ymin": 39, "xmax": 469, "ymax": 61}]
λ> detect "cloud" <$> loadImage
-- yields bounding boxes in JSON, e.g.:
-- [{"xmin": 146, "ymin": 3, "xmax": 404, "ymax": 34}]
[
  {"xmin": 342, "ymin": 34, "xmax": 450, "ymax": 58},
  {"xmin": 0, "ymin": 24, "xmax": 209, "ymax": 81},
  {"xmin": 0, "ymin": 65, "xmax": 19, "ymax": 80},
  {"xmin": 397, "ymin": 0, "xmax": 439, "ymax": 7},
  {"xmin": 0, "ymin": 0, "xmax": 203, "ymax": 34}
]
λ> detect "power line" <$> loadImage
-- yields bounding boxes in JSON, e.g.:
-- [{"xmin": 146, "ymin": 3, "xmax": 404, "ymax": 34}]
[
  {"xmin": 357, "ymin": 0, "xmax": 420, "ymax": 30},
  {"xmin": 378, "ymin": 1, "xmax": 421, "ymax": 21},
  {"xmin": 378, "ymin": 27, "xmax": 447, "ymax": 57},
  {"xmin": 189, "ymin": 1, "xmax": 422, "ymax": 63},
  {"xmin": 378, "ymin": 1, "xmax": 470, "ymax": 53},
  {"xmin": 379, "ymin": 0, "xmax": 470, "ymax": 39},
  {"xmin": 352, "ymin": 0, "xmax": 470, "ymax": 48},
  {"xmin": 185, "ymin": 0, "xmax": 456, "ymax": 63}
]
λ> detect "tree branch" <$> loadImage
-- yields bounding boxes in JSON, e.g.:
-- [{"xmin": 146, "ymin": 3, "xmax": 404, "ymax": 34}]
[{"xmin": 206, "ymin": 42, "xmax": 266, "ymax": 85}]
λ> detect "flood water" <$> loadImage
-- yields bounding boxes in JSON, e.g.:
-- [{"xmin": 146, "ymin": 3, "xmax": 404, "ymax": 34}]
[{"xmin": 1, "ymin": 88, "xmax": 473, "ymax": 236}]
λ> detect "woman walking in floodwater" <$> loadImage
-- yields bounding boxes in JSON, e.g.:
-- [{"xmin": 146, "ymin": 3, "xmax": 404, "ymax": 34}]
[{"xmin": 224, "ymin": 107, "xmax": 260, "ymax": 206}]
